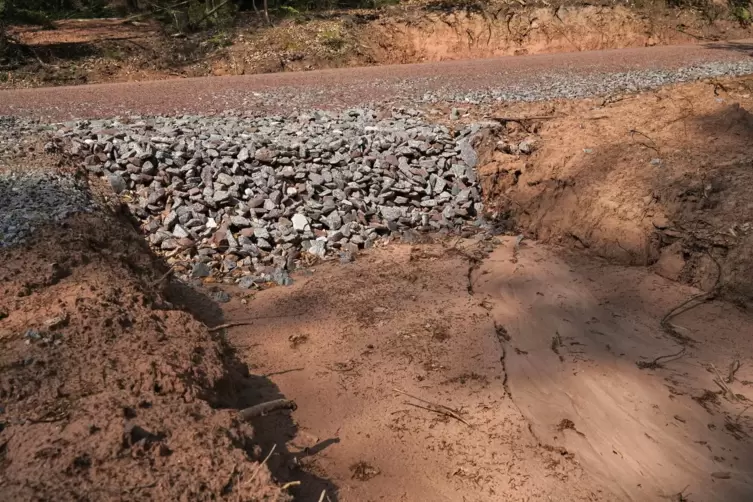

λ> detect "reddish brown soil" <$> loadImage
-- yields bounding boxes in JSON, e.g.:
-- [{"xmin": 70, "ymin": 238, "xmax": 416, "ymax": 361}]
[
  {"xmin": 218, "ymin": 238, "xmax": 605, "ymax": 501},
  {"xmin": 0, "ymin": 177, "xmax": 290, "ymax": 501},
  {"xmin": 477, "ymin": 75, "xmax": 753, "ymax": 303},
  {"xmin": 216, "ymin": 235, "xmax": 753, "ymax": 501}
]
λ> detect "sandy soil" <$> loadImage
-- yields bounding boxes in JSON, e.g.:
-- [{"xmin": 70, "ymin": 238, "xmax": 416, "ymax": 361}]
[{"xmin": 216, "ymin": 235, "xmax": 753, "ymax": 501}]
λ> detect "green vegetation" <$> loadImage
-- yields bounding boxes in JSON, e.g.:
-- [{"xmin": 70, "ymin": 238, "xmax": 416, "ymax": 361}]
[{"xmin": 1, "ymin": 0, "xmax": 110, "ymax": 23}]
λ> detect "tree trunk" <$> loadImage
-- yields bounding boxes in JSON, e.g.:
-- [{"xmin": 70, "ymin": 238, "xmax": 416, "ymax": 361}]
[{"xmin": 263, "ymin": 0, "xmax": 271, "ymax": 25}]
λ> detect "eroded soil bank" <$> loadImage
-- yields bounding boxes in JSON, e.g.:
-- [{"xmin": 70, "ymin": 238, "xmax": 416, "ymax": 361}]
[{"xmin": 476, "ymin": 74, "xmax": 753, "ymax": 304}]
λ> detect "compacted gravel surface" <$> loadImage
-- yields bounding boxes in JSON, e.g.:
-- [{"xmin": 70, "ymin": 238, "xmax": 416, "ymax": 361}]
[{"xmin": 0, "ymin": 41, "xmax": 752, "ymax": 119}]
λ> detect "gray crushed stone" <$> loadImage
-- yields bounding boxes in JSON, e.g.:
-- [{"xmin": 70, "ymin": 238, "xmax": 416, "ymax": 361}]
[
  {"xmin": 53, "ymin": 109, "xmax": 493, "ymax": 285},
  {"xmin": 0, "ymin": 171, "xmax": 97, "ymax": 248},
  {"xmin": 210, "ymin": 61, "xmax": 753, "ymax": 115},
  {"xmin": 420, "ymin": 61, "xmax": 753, "ymax": 104}
]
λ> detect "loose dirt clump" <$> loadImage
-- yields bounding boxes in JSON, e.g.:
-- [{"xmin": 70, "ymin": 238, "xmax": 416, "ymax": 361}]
[
  {"xmin": 0, "ymin": 187, "xmax": 289, "ymax": 500},
  {"xmin": 349, "ymin": 460, "xmax": 381, "ymax": 481}
]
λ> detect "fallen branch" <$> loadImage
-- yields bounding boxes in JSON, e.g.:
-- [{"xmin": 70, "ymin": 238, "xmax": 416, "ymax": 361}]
[
  {"xmin": 636, "ymin": 347, "xmax": 686, "ymax": 370},
  {"xmin": 675, "ymin": 27, "xmax": 705, "ymax": 40},
  {"xmin": 190, "ymin": 0, "xmax": 232, "ymax": 28},
  {"xmin": 239, "ymin": 399, "xmax": 297, "ymax": 420}
]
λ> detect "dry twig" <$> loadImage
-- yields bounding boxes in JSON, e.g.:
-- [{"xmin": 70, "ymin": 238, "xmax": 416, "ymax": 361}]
[
  {"xmin": 393, "ymin": 388, "xmax": 469, "ymax": 426},
  {"xmin": 208, "ymin": 321, "xmax": 255, "ymax": 332},
  {"xmin": 207, "ymin": 313, "xmax": 305, "ymax": 332},
  {"xmin": 735, "ymin": 404, "xmax": 752, "ymax": 423},
  {"xmin": 149, "ymin": 266, "xmax": 175, "ymax": 287},
  {"xmin": 239, "ymin": 399, "xmax": 297, "ymax": 420},
  {"xmin": 251, "ymin": 444, "xmax": 276, "ymax": 479},
  {"xmin": 491, "ymin": 115, "xmax": 556, "ymax": 123},
  {"xmin": 404, "ymin": 402, "xmax": 470, "ymax": 425}
]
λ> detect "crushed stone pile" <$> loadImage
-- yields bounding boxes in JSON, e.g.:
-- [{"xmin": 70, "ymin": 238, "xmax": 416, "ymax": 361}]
[{"xmin": 55, "ymin": 109, "xmax": 494, "ymax": 286}]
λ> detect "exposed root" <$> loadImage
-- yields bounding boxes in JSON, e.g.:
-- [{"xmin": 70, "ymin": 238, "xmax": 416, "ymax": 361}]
[
  {"xmin": 494, "ymin": 321, "xmax": 511, "ymax": 342},
  {"xmin": 499, "ymin": 343, "xmax": 510, "ymax": 398},
  {"xmin": 660, "ymin": 252, "xmax": 721, "ymax": 344},
  {"xmin": 556, "ymin": 418, "xmax": 585, "ymax": 437},
  {"xmin": 550, "ymin": 331, "xmax": 564, "ymax": 362}
]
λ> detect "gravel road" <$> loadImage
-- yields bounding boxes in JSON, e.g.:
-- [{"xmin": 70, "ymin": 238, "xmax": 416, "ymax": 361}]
[{"xmin": 1, "ymin": 41, "xmax": 752, "ymax": 120}]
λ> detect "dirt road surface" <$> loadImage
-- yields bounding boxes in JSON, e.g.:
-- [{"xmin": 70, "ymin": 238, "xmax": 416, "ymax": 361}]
[{"xmin": 1, "ymin": 41, "xmax": 752, "ymax": 120}]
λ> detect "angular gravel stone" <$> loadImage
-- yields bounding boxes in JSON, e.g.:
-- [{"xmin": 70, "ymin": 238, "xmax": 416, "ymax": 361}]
[
  {"xmin": 292, "ymin": 213, "xmax": 310, "ymax": 232},
  {"xmin": 380, "ymin": 206, "xmax": 402, "ymax": 221},
  {"xmin": 191, "ymin": 262, "xmax": 211, "ymax": 278},
  {"xmin": 173, "ymin": 225, "xmax": 190, "ymax": 239},
  {"xmin": 108, "ymin": 173, "xmax": 127, "ymax": 194}
]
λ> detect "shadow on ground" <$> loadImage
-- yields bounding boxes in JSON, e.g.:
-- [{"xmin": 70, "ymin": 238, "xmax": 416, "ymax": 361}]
[{"xmin": 164, "ymin": 243, "xmax": 339, "ymax": 501}]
